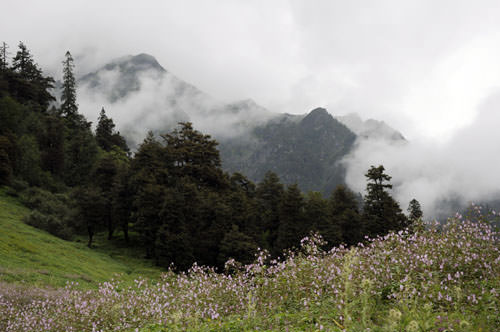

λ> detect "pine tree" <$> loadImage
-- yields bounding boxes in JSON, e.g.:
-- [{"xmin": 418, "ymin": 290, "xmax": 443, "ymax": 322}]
[
  {"xmin": 96, "ymin": 107, "xmax": 115, "ymax": 151},
  {"xmin": 93, "ymin": 155, "xmax": 119, "ymax": 239},
  {"xmin": 0, "ymin": 42, "xmax": 9, "ymax": 71},
  {"xmin": 255, "ymin": 171, "xmax": 284, "ymax": 251},
  {"xmin": 329, "ymin": 185, "xmax": 362, "ymax": 246},
  {"xmin": 0, "ymin": 136, "xmax": 13, "ymax": 185},
  {"xmin": 60, "ymin": 51, "xmax": 78, "ymax": 121},
  {"xmin": 73, "ymin": 186, "xmax": 106, "ymax": 248},
  {"xmin": 363, "ymin": 165, "xmax": 408, "ymax": 237},
  {"xmin": 12, "ymin": 42, "xmax": 41, "ymax": 80},
  {"xmin": 407, "ymin": 198, "xmax": 423, "ymax": 222},
  {"xmin": 275, "ymin": 184, "xmax": 304, "ymax": 253},
  {"xmin": 162, "ymin": 122, "xmax": 225, "ymax": 189},
  {"xmin": 217, "ymin": 224, "xmax": 258, "ymax": 266},
  {"xmin": 305, "ymin": 191, "xmax": 340, "ymax": 248}
]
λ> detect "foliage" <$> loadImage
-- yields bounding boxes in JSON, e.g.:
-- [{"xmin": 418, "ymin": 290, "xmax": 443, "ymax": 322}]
[
  {"xmin": 408, "ymin": 198, "xmax": 423, "ymax": 222},
  {"xmin": 330, "ymin": 184, "xmax": 363, "ymax": 246},
  {"xmin": 363, "ymin": 165, "xmax": 408, "ymax": 237},
  {"xmin": 1, "ymin": 212, "xmax": 498, "ymax": 331},
  {"xmin": 60, "ymin": 51, "xmax": 78, "ymax": 122},
  {"xmin": 96, "ymin": 107, "xmax": 129, "ymax": 152}
]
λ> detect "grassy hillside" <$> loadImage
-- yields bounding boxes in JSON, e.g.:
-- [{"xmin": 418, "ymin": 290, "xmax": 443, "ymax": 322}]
[{"xmin": 0, "ymin": 187, "xmax": 163, "ymax": 289}]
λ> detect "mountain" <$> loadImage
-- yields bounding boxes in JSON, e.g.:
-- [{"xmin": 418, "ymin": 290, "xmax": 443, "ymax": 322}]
[
  {"xmin": 76, "ymin": 54, "xmax": 403, "ymax": 193},
  {"xmin": 336, "ymin": 113, "xmax": 405, "ymax": 141},
  {"xmin": 219, "ymin": 108, "xmax": 356, "ymax": 194}
]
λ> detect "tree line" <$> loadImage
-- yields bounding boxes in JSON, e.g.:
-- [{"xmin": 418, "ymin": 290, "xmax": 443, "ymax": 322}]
[{"xmin": 0, "ymin": 41, "xmax": 423, "ymax": 271}]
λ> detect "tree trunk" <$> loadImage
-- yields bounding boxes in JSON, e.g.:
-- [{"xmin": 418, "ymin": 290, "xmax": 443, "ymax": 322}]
[
  {"xmin": 123, "ymin": 222, "xmax": 129, "ymax": 243},
  {"xmin": 87, "ymin": 225, "xmax": 94, "ymax": 248}
]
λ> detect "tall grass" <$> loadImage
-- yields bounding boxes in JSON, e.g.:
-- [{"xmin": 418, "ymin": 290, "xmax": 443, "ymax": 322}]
[{"xmin": 1, "ymin": 210, "xmax": 498, "ymax": 331}]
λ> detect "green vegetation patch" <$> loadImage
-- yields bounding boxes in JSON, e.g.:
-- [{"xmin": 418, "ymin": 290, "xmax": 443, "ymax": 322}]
[{"xmin": 0, "ymin": 187, "xmax": 162, "ymax": 289}]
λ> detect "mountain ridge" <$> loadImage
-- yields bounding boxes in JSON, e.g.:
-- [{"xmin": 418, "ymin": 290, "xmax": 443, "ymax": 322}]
[{"xmin": 76, "ymin": 53, "xmax": 404, "ymax": 193}]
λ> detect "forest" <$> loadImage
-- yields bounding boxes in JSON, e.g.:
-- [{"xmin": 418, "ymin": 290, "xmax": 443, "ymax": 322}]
[{"xmin": 0, "ymin": 42, "xmax": 421, "ymax": 271}]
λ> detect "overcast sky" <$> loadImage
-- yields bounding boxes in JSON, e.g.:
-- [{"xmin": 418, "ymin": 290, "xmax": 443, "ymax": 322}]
[
  {"xmin": 3, "ymin": 0, "xmax": 500, "ymax": 142},
  {"xmin": 3, "ymin": 1, "xmax": 500, "ymax": 216}
]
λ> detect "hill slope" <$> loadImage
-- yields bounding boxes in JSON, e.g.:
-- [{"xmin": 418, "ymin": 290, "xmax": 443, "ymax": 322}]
[{"xmin": 0, "ymin": 188, "xmax": 162, "ymax": 288}]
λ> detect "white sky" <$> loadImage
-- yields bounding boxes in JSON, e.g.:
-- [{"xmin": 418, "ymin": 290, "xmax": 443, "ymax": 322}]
[
  {"xmin": 3, "ymin": 0, "xmax": 500, "ymax": 215},
  {"xmin": 3, "ymin": 0, "xmax": 500, "ymax": 142}
]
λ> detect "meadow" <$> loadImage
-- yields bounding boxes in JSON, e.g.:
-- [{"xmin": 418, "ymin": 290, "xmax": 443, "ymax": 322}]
[
  {"xmin": 0, "ymin": 188, "xmax": 162, "ymax": 289},
  {"xmin": 0, "ymin": 189, "xmax": 498, "ymax": 331}
]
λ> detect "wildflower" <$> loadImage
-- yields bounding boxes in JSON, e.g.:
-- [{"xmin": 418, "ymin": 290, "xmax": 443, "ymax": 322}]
[
  {"xmin": 406, "ymin": 320, "xmax": 419, "ymax": 332},
  {"xmin": 388, "ymin": 308, "xmax": 402, "ymax": 322}
]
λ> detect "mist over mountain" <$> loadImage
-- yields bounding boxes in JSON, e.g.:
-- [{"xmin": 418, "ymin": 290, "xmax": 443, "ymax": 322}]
[
  {"xmin": 77, "ymin": 54, "xmax": 277, "ymax": 146},
  {"xmin": 76, "ymin": 53, "xmax": 500, "ymax": 217},
  {"xmin": 336, "ymin": 113, "xmax": 405, "ymax": 142},
  {"xmin": 75, "ymin": 54, "xmax": 410, "ymax": 195}
]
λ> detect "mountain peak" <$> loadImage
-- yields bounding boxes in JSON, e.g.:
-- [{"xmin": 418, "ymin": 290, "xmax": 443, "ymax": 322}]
[
  {"xmin": 309, "ymin": 107, "xmax": 329, "ymax": 116},
  {"xmin": 128, "ymin": 53, "xmax": 165, "ymax": 71},
  {"xmin": 302, "ymin": 107, "xmax": 332, "ymax": 125}
]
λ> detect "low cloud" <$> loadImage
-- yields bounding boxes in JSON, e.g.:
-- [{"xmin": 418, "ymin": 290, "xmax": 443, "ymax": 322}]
[
  {"xmin": 77, "ymin": 62, "xmax": 275, "ymax": 147},
  {"xmin": 343, "ymin": 91, "xmax": 500, "ymax": 218}
]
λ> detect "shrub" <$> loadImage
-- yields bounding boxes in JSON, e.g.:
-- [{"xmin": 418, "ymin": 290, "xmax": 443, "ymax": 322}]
[{"xmin": 20, "ymin": 187, "xmax": 76, "ymax": 240}]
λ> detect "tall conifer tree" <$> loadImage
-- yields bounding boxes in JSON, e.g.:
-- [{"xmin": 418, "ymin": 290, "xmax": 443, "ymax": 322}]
[
  {"xmin": 363, "ymin": 165, "xmax": 408, "ymax": 237},
  {"xmin": 0, "ymin": 42, "xmax": 9, "ymax": 71},
  {"xmin": 61, "ymin": 51, "xmax": 78, "ymax": 120},
  {"xmin": 276, "ymin": 184, "xmax": 304, "ymax": 253},
  {"xmin": 329, "ymin": 185, "xmax": 362, "ymax": 246}
]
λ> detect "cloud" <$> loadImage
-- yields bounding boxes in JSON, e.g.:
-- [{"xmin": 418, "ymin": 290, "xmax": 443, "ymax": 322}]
[
  {"xmin": 77, "ymin": 62, "xmax": 275, "ymax": 147},
  {"xmin": 343, "ymin": 90, "xmax": 500, "ymax": 218},
  {"xmin": 3, "ymin": 1, "xmax": 500, "ymax": 140}
]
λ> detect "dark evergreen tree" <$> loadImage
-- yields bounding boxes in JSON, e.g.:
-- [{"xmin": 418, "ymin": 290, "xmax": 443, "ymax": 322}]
[
  {"xmin": 255, "ymin": 171, "xmax": 284, "ymax": 251},
  {"xmin": 96, "ymin": 107, "xmax": 115, "ymax": 151},
  {"xmin": 40, "ymin": 115, "xmax": 65, "ymax": 177},
  {"xmin": 362, "ymin": 165, "xmax": 408, "ymax": 237},
  {"xmin": 0, "ymin": 136, "xmax": 13, "ymax": 185},
  {"xmin": 8, "ymin": 42, "xmax": 54, "ymax": 110},
  {"xmin": 63, "ymin": 128, "xmax": 98, "ymax": 186},
  {"xmin": 111, "ymin": 166, "xmax": 132, "ymax": 243},
  {"xmin": 16, "ymin": 135, "xmax": 43, "ymax": 185},
  {"xmin": 93, "ymin": 155, "xmax": 119, "ymax": 239},
  {"xmin": 162, "ymin": 122, "xmax": 226, "ymax": 189},
  {"xmin": 156, "ymin": 183, "xmax": 198, "ymax": 269},
  {"xmin": 60, "ymin": 51, "xmax": 78, "ymax": 122},
  {"xmin": 198, "ymin": 190, "xmax": 237, "ymax": 268},
  {"xmin": 130, "ymin": 133, "xmax": 166, "ymax": 257},
  {"xmin": 305, "ymin": 191, "xmax": 341, "ymax": 249},
  {"xmin": 407, "ymin": 198, "xmax": 423, "ymax": 222},
  {"xmin": 275, "ymin": 184, "xmax": 305, "ymax": 254},
  {"xmin": 12, "ymin": 42, "xmax": 40, "ymax": 81},
  {"xmin": 217, "ymin": 224, "xmax": 258, "ymax": 266},
  {"xmin": 329, "ymin": 185, "xmax": 362, "ymax": 246},
  {"xmin": 230, "ymin": 172, "xmax": 256, "ymax": 197},
  {"xmin": 73, "ymin": 186, "xmax": 106, "ymax": 248},
  {"xmin": 0, "ymin": 42, "xmax": 9, "ymax": 71}
]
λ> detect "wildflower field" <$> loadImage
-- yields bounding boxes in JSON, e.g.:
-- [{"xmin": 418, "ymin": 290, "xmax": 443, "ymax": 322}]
[{"xmin": 1, "ymin": 211, "xmax": 498, "ymax": 332}]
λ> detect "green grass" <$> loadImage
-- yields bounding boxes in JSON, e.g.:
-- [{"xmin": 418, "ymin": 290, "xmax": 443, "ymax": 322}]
[{"xmin": 0, "ymin": 187, "xmax": 163, "ymax": 289}]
